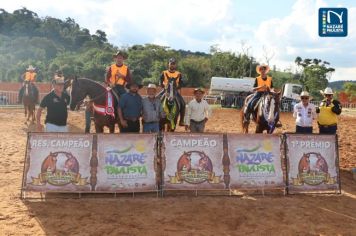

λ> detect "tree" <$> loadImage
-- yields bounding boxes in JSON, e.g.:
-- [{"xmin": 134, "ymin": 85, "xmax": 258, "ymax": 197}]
[
  {"xmin": 294, "ymin": 56, "xmax": 335, "ymax": 99},
  {"xmin": 343, "ymin": 82, "xmax": 356, "ymax": 101}
]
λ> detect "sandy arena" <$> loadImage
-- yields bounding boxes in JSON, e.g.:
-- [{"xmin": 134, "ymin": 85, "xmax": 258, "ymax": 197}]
[{"xmin": 0, "ymin": 107, "xmax": 356, "ymax": 235}]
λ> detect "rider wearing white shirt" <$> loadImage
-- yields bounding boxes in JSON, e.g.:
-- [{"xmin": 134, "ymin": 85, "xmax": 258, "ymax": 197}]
[{"xmin": 293, "ymin": 91, "xmax": 317, "ymax": 134}]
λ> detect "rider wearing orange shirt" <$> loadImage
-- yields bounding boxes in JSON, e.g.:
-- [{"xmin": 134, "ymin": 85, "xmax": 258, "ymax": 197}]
[
  {"xmin": 158, "ymin": 58, "xmax": 186, "ymax": 126},
  {"xmin": 105, "ymin": 51, "xmax": 132, "ymax": 97},
  {"xmin": 18, "ymin": 65, "xmax": 39, "ymax": 103},
  {"xmin": 244, "ymin": 63, "xmax": 274, "ymax": 123}
]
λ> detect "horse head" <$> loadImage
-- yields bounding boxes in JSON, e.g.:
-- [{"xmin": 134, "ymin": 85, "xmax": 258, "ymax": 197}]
[
  {"xmin": 263, "ymin": 90, "xmax": 281, "ymax": 133},
  {"xmin": 69, "ymin": 77, "xmax": 87, "ymax": 111},
  {"xmin": 165, "ymin": 79, "xmax": 177, "ymax": 104},
  {"xmin": 41, "ymin": 152, "xmax": 58, "ymax": 174}
]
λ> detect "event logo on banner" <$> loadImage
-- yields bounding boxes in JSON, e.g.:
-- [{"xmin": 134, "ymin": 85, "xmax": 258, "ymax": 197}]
[
  {"xmin": 95, "ymin": 134, "xmax": 157, "ymax": 192},
  {"xmin": 163, "ymin": 134, "xmax": 225, "ymax": 190},
  {"xmin": 228, "ymin": 134, "xmax": 284, "ymax": 188},
  {"xmin": 286, "ymin": 134, "xmax": 339, "ymax": 193},
  {"xmin": 24, "ymin": 133, "xmax": 92, "ymax": 192}
]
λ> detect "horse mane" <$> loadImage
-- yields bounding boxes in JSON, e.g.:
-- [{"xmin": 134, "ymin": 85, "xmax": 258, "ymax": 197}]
[{"xmin": 76, "ymin": 78, "xmax": 106, "ymax": 89}]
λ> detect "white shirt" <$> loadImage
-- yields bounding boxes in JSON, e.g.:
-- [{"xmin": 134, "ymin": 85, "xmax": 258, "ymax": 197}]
[
  {"xmin": 293, "ymin": 102, "xmax": 317, "ymax": 127},
  {"xmin": 185, "ymin": 99, "xmax": 211, "ymax": 125}
]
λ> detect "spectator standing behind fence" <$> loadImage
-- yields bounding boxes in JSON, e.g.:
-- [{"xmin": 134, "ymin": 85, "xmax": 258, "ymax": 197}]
[
  {"xmin": 316, "ymin": 87, "xmax": 342, "ymax": 134},
  {"xmin": 36, "ymin": 75, "xmax": 70, "ymax": 132},
  {"xmin": 185, "ymin": 88, "xmax": 211, "ymax": 133},
  {"xmin": 293, "ymin": 91, "xmax": 317, "ymax": 134},
  {"xmin": 142, "ymin": 84, "xmax": 165, "ymax": 133},
  {"xmin": 118, "ymin": 81, "xmax": 143, "ymax": 133}
]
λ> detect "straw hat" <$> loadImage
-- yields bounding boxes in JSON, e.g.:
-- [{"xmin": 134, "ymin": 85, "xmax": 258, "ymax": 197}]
[
  {"xmin": 53, "ymin": 75, "xmax": 65, "ymax": 85},
  {"xmin": 320, "ymin": 87, "xmax": 334, "ymax": 95},
  {"xmin": 26, "ymin": 65, "xmax": 36, "ymax": 71},
  {"xmin": 113, "ymin": 50, "xmax": 128, "ymax": 59},
  {"xmin": 194, "ymin": 87, "xmax": 205, "ymax": 94},
  {"xmin": 256, "ymin": 63, "xmax": 270, "ymax": 74},
  {"xmin": 147, "ymin": 83, "xmax": 157, "ymax": 90},
  {"xmin": 298, "ymin": 91, "xmax": 313, "ymax": 100}
]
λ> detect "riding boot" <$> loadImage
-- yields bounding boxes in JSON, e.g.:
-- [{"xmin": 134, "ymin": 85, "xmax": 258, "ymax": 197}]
[
  {"xmin": 178, "ymin": 94, "xmax": 186, "ymax": 126},
  {"xmin": 18, "ymin": 87, "xmax": 24, "ymax": 104}
]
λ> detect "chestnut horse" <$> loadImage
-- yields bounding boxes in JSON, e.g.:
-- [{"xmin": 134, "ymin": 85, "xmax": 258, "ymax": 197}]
[
  {"xmin": 22, "ymin": 81, "xmax": 36, "ymax": 124},
  {"xmin": 69, "ymin": 78, "xmax": 119, "ymax": 133},
  {"xmin": 241, "ymin": 91, "xmax": 281, "ymax": 134}
]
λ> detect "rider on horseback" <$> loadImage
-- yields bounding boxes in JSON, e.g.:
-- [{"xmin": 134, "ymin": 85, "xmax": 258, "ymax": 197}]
[
  {"xmin": 244, "ymin": 63, "xmax": 274, "ymax": 123},
  {"xmin": 18, "ymin": 65, "xmax": 39, "ymax": 103},
  {"xmin": 105, "ymin": 51, "xmax": 132, "ymax": 98},
  {"xmin": 158, "ymin": 58, "xmax": 186, "ymax": 126}
]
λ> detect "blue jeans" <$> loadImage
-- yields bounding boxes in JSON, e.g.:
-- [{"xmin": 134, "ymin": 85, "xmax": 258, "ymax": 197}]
[
  {"xmin": 248, "ymin": 92, "xmax": 263, "ymax": 111},
  {"xmin": 296, "ymin": 126, "xmax": 313, "ymax": 134},
  {"xmin": 143, "ymin": 122, "xmax": 159, "ymax": 133},
  {"xmin": 319, "ymin": 125, "xmax": 337, "ymax": 134}
]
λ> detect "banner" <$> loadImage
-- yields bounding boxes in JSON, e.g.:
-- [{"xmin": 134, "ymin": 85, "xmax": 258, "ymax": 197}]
[
  {"xmin": 285, "ymin": 134, "xmax": 340, "ymax": 193},
  {"xmin": 163, "ymin": 133, "xmax": 225, "ymax": 190},
  {"xmin": 23, "ymin": 133, "xmax": 92, "ymax": 192},
  {"xmin": 228, "ymin": 134, "xmax": 284, "ymax": 189},
  {"xmin": 95, "ymin": 134, "xmax": 158, "ymax": 192}
]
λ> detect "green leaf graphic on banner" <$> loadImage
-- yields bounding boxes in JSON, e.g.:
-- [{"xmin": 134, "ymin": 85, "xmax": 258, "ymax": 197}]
[{"xmin": 106, "ymin": 145, "xmax": 134, "ymax": 154}]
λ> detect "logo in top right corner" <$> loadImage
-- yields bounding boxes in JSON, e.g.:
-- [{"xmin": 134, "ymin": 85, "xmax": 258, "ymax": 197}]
[{"xmin": 319, "ymin": 8, "xmax": 348, "ymax": 37}]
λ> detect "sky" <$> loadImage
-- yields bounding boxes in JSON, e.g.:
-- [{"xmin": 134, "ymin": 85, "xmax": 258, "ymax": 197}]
[{"xmin": 1, "ymin": 0, "xmax": 355, "ymax": 81}]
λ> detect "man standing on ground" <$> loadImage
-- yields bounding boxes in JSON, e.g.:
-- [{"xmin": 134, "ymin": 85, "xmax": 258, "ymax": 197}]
[
  {"xmin": 37, "ymin": 74, "xmax": 70, "ymax": 132},
  {"xmin": 293, "ymin": 91, "xmax": 317, "ymax": 134},
  {"xmin": 317, "ymin": 87, "xmax": 342, "ymax": 134},
  {"xmin": 142, "ymin": 84, "xmax": 165, "ymax": 133},
  {"xmin": 185, "ymin": 88, "xmax": 211, "ymax": 133},
  {"xmin": 118, "ymin": 81, "xmax": 143, "ymax": 133}
]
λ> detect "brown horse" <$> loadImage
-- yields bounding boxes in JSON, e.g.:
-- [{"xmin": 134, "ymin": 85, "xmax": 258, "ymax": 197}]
[
  {"xmin": 22, "ymin": 81, "xmax": 36, "ymax": 124},
  {"xmin": 41, "ymin": 152, "xmax": 58, "ymax": 174},
  {"xmin": 241, "ymin": 91, "xmax": 281, "ymax": 134},
  {"xmin": 69, "ymin": 78, "xmax": 119, "ymax": 133}
]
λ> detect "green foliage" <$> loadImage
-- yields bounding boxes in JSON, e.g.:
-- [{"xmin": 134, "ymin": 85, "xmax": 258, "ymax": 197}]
[
  {"xmin": 343, "ymin": 82, "xmax": 356, "ymax": 101},
  {"xmin": 294, "ymin": 57, "xmax": 335, "ymax": 99}
]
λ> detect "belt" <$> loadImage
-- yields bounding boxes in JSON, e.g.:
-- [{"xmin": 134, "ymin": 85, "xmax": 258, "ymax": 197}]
[
  {"xmin": 144, "ymin": 121, "xmax": 159, "ymax": 124},
  {"xmin": 190, "ymin": 119, "xmax": 205, "ymax": 124},
  {"xmin": 124, "ymin": 117, "xmax": 139, "ymax": 122},
  {"xmin": 318, "ymin": 123, "xmax": 337, "ymax": 128}
]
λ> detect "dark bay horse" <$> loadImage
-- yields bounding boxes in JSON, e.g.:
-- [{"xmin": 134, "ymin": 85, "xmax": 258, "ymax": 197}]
[
  {"xmin": 160, "ymin": 80, "xmax": 180, "ymax": 132},
  {"xmin": 69, "ymin": 78, "xmax": 119, "ymax": 133},
  {"xmin": 241, "ymin": 91, "xmax": 281, "ymax": 134},
  {"xmin": 22, "ymin": 81, "xmax": 36, "ymax": 124}
]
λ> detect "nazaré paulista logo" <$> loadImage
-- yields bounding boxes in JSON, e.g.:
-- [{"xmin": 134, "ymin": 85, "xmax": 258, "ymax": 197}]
[{"xmin": 319, "ymin": 8, "xmax": 347, "ymax": 37}]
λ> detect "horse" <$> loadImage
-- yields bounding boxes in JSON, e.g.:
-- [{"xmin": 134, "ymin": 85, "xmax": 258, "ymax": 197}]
[
  {"xmin": 241, "ymin": 90, "xmax": 281, "ymax": 134},
  {"xmin": 22, "ymin": 81, "xmax": 36, "ymax": 124},
  {"xmin": 69, "ymin": 78, "xmax": 119, "ymax": 133},
  {"xmin": 160, "ymin": 80, "xmax": 180, "ymax": 132},
  {"xmin": 41, "ymin": 152, "xmax": 58, "ymax": 174}
]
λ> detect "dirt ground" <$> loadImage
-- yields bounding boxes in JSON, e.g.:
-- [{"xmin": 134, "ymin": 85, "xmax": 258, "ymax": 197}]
[{"xmin": 0, "ymin": 107, "xmax": 356, "ymax": 236}]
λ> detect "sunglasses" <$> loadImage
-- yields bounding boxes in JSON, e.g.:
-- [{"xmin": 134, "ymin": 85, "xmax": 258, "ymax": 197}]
[
  {"xmin": 325, "ymin": 94, "xmax": 333, "ymax": 97},
  {"xmin": 301, "ymin": 97, "xmax": 309, "ymax": 100}
]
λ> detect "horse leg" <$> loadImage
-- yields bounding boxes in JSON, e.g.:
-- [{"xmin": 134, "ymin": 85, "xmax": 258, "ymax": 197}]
[
  {"xmin": 95, "ymin": 123, "xmax": 104, "ymax": 133},
  {"xmin": 109, "ymin": 124, "xmax": 115, "ymax": 133},
  {"xmin": 255, "ymin": 124, "xmax": 263, "ymax": 133}
]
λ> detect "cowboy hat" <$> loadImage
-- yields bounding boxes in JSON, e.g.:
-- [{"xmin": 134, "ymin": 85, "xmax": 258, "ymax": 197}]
[
  {"xmin": 194, "ymin": 87, "xmax": 205, "ymax": 94},
  {"xmin": 168, "ymin": 57, "xmax": 177, "ymax": 64},
  {"xmin": 320, "ymin": 87, "xmax": 334, "ymax": 95},
  {"xmin": 298, "ymin": 91, "xmax": 313, "ymax": 100},
  {"xmin": 52, "ymin": 75, "xmax": 65, "ymax": 85},
  {"xmin": 113, "ymin": 50, "xmax": 128, "ymax": 59},
  {"xmin": 125, "ymin": 81, "xmax": 143, "ymax": 89},
  {"xmin": 256, "ymin": 63, "xmax": 270, "ymax": 74},
  {"xmin": 26, "ymin": 65, "xmax": 36, "ymax": 71},
  {"xmin": 147, "ymin": 83, "xmax": 157, "ymax": 90}
]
